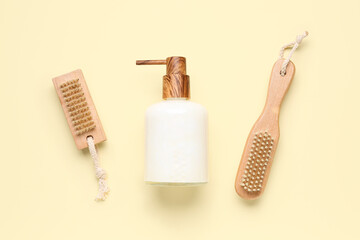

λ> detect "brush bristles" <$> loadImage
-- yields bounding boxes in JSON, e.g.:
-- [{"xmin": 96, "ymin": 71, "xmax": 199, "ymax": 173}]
[
  {"xmin": 240, "ymin": 131, "xmax": 274, "ymax": 193},
  {"xmin": 60, "ymin": 79, "xmax": 95, "ymax": 135}
]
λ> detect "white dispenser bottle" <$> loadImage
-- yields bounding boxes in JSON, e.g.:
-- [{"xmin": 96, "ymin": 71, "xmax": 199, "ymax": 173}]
[{"xmin": 137, "ymin": 57, "xmax": 208, "ymax": 186}]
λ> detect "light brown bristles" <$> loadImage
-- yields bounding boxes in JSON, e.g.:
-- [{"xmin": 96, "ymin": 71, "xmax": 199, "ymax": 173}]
[{"xmin": 53, "ymin": 69, "xmax": 106, "ymax": 150}]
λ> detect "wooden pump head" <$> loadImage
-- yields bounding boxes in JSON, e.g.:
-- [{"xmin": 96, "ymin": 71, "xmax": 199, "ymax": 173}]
[{"xmin": 136, "ymin": 56, "xmax": 190, "ymax": 99}]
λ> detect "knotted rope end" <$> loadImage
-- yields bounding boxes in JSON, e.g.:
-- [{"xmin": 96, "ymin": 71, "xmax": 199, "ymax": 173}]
[
  {"xmin": 87, "ymin": 136, "xmax": 110, "ymax": 201},
  {"xmin": 296, "ymin": 31, "xmax": 309, "ymax": 45},
  {"xmin": 280, "ymin": 31, "xmax": 309, "ymax": 76}
]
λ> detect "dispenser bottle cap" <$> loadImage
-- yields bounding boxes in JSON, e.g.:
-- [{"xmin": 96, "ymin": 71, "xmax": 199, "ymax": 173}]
[{"xmin": 136, "ymin": 56, "xmax": 190, "ymax": 99}]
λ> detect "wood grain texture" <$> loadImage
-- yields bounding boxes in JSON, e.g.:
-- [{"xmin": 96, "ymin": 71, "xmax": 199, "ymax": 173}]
[
  {"xmin": 163, "ymin": 57, "xmax": 190, "ymax": 99},
  {"xmin": 136, "ymin": 60, "xmax": 166, "ymax": 65},
  {"xmin": 136, "ymin": 56, "xmax": 190, "ymax": 99},
  {"xmin": 163, "ymin": 74, "xmax": 190, "ymax": 99},
  {"xmin": 235, "ymin": 59, "xmax": 295, "ymax": 200},
  {"xmin": 52, "ymin": 69, "xmax": 106, "ymax": 150}
]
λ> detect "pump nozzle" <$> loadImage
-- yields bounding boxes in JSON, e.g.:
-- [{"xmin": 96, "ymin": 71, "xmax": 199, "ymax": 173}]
[
  {"xmin": 136, "ymin": 60, "xmax": 166, "ymax": 65},
  {"xmin": 136, "ymin": 56, "xmax": 190, "ymax": 99}
]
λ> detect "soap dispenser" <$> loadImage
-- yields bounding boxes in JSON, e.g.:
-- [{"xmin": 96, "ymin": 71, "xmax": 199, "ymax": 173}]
[{"xmin": 136, "ymin": 56, "xmax": 208, "ymax": 186}]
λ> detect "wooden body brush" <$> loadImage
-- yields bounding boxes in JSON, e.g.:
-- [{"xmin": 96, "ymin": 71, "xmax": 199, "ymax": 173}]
[
  {"xmin": 53, "ymin": 69, "xmax": 109, "ymax": 201},
  {"xmin": 235, "ymin": 32, "xmax": 308, "ymax": 200},
  {"xmin": 235, "ymin": 59, "xmax": 295, "ymax": 200}
]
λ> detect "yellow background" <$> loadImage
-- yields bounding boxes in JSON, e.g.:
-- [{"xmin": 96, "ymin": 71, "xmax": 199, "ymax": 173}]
[{"xmin": 0, "ymin": 0, "xmax": 359, "ymax": 239}]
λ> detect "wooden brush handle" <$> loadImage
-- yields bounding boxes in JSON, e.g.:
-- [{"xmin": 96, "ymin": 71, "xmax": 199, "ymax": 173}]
[{"xmin": 235, "ymin": 59, "xmax": 295, "ymax": 200}]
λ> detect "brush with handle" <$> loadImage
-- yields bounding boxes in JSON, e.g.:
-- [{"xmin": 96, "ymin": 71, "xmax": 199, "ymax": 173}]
[{"xmin": 235, "ymin": 32, "xmax": 308, "ymax": 200}]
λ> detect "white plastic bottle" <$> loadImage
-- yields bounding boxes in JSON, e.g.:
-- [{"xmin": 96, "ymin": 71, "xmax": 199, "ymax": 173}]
[{"xmin": 137, "ymin": 57, "xmax": 208, "ymax": 186}]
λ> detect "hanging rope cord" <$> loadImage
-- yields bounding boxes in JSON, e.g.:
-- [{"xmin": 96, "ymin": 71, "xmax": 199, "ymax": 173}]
[
  {"xmin": 87, "ymin": 136, "xmax": 109, "ymax": 201},
  {"xmin": 279, "ymin": 31, "xmax": 308, "ymax": 76}
]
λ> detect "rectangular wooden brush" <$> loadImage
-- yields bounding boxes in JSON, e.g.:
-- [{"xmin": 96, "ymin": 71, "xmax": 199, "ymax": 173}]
[{"xmin": 52, "ymin": 69, "xmax": 106, "ymax": 149}]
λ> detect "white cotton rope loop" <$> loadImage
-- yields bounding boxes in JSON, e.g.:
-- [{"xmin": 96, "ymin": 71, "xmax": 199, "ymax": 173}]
[
  {"xmin": 279, "ymin": 31, "xmax": 308, "ymax": 76},
  {"xmin": 86, "ymin": 136, "xmax": 109, "ymax": 201}
]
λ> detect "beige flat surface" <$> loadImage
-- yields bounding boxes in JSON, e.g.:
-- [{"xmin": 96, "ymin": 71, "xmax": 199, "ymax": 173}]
[{"xmin": 0, "ymin": 0, "xmax": 359, "ymax": 239}]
